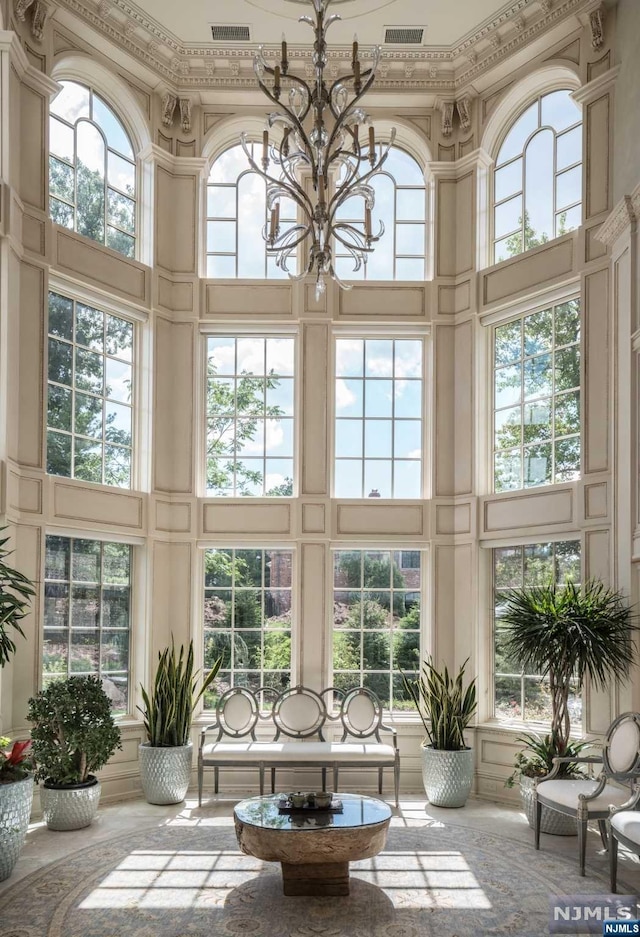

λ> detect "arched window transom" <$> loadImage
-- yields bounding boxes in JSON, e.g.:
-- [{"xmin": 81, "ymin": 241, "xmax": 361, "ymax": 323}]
[
  {"xmin": 49, "ymin": 80, "xmax": 137, "ymax": 258},
  {"xmin": 493, "ymin": 90, "xmax": 582, "ymax": 264},
  {"xmin": 206, "ymin": 143, "xmax": 297, "ymax": 279}
]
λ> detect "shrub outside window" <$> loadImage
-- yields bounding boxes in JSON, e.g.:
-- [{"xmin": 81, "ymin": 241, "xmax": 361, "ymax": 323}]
[
  {"xmin": 206, "ymin": 143, "xmax": 297, "ymax": 279},
  {"xmin": 203, "ymin": 548, "xmax": 293, "ymax": 708},
  {"xmin": 333, "ymin": 549, "xmax": 421, "ymax": 711},
  {"xmin": 47, "ymin": 291, "xmax": 134, "ymax": 488},
  {"xmin": 206, "ymin": 335, "xmax": 294, "ymax": 497},
  {"xmin": 493, "ymin": 89, "xmax": 582, "ymax": 263},
  {"xmin": 49, "ymin": 80, "xmax": 136, "ymax": 258},
  {"xmin": 494, "ymin": 299, "xmax": 580, "ymax": 492},
  {"xmin": 335, "ymin": 337, "xmax": 423, "ymax": 498},
  {"xmin": 493, "ymin": 540, "xmax": 580, "ymax": 723},
  {"xmin": 43, "ymin": 535, "xmax": 132, "ymax": 715}
]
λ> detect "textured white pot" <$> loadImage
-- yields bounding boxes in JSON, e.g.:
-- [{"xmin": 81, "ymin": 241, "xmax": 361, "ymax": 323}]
[
  {"xmin": 519, "ymin": 774, "xmax": 577, "ymax": 836},
  {"xmin": 421, "ymin": 744, "xmax": 474, "ymax": 808},
  {"xmin": 40, "ymin": 777, "xmax": 101, "ymax": 831},
  {"xmin": 139, "ymin": 742, "xmax": 193, "ymax": 805},
  {"xmin": 0, "ymin": 775, "xmax": 34, "ymax": 881}
]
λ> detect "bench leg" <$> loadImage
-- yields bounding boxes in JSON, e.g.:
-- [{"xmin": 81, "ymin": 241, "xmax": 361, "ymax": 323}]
[
  {"xmin": 198, "ymin": 760, "xmax": 203, "ymax": 807},
  {"xmin": 610, "ymin": 833, "xmax": 619, "ymax": 893},
  {"xmin": 578, "ymin": 816, "xmax": 588, "ymax": 876},
  {"xmin": 214, "ymin": 766, "xmax": 219, "ymax": 795},
  {"xmin": 259, "ymin": 764, "xmax": 265, "ymax": 796},
  {"xmin": 333, "ymin": 765, "xmax": 339, "ymax": 793},
  {"xmin": 378, "ymin": 767, "xmax": 383, "ymax": 796},
  {"xmin": 394, "ymin": 758, "xmax": 399, "ymax": 808},
  {"xmin": 321, "ymin": 767, "xmax": 326, "ymax": 792},
  {"xmin": 271, "ymin": 767, "xmax": 276, "ymax": 794}
]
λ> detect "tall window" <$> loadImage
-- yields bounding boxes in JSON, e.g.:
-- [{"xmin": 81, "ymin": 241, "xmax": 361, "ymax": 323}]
[
  {"xmin": 334, "ymin": 146, "xmax": 426, "ymax": 281},
  {"xmin": 206, "ymin": 336, "xmax": 294, "ymax": 497},
  {"xmin": 49, "ymin": 81, "xmax": 137, "ymax": 258},
  {"xmin": 493, "ymin": 299, "xmax": 580, "ymax": 492},
  {"xmin": 43, "ymin": 535, "xmax": 132, "ymax": 714},
  {"xmin": 334, "ymin": 338, "xmax": 423, "ymax": 498},
  {"xmin": 493, "ymin": 540, "xmax": 580, "ymax": 723},
  {"xmin": 203, "ymin": 548, "xmax": 293, "ymax": 707},
  {"xmin": 333, "ymin": 549, "xmax": 421, "ymax": 710},
  {"xmin": 206, "ymin": 143, "xmax": 297, "ymax": 278},
  {"xmin": 47, "ymin": 291, "xmax": 134, "ymax": 488},
  {"xmin": 493, "ymin": 89, "xmax": 582, "ymax": 263}
]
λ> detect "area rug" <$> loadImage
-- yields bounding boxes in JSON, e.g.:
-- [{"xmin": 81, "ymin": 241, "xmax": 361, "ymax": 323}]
[{"xmin": 0, "ymin": 819, "xmax": 615, "ymax": 937}]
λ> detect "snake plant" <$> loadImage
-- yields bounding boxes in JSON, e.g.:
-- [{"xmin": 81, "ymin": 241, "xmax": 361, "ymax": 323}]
[
  {"xmin": 403, "ymin": 657, "xmax": 477, "ymax": 751},
  {"xmin": 139, "ymin": 640, "xmax": 220, "ymax": 747}
]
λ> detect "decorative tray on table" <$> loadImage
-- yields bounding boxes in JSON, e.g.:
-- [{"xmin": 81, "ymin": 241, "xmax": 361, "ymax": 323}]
[{"xmin": 278, "ymin": 795, "xmax": 343, "ymax": 814}]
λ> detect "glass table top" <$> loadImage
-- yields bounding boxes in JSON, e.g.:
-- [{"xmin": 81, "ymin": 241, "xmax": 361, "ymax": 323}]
[{"xmin": 234, "ymin": 793, "xmax": 392, "ymax": 831}]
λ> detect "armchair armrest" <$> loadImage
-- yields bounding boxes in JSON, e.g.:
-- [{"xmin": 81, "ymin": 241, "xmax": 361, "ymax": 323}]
[
  {"xmin": 379, "ymin": 720, "xmax": 399, "ymax": 753},
  {"xmin": 609, "ymin": 781, "xmax": 640, "ymax": 816},
  {"xmin": 199, "ymin": 723, "xmax": 219, "ymax": 750},
  {"xmin": 536, "ymin": 754, "xmax": 603, "ymax": 785}
]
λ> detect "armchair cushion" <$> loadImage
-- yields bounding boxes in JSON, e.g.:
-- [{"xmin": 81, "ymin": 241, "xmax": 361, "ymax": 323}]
[
  {"xmin": 538, "ymin": 779, "xmax": 630, "ymax": 813},
  {"xmin": 610, "ymin": 811, "xmax": 640, "ymax": 844}
]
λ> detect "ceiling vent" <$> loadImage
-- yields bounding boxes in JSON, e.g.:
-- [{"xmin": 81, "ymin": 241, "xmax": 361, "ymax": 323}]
[
  {"xmin": 211, "ymin": 25, "xmax": 251, "ymax": 42},
  {"xmin": 384, "ymin": 26, "xmax": 425, "ymax": 45}
]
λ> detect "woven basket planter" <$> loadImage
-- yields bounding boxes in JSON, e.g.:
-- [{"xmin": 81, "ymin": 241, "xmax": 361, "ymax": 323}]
[{"xmin": 519, "ymin": 775, "xmax": 577, "ymax": 836}]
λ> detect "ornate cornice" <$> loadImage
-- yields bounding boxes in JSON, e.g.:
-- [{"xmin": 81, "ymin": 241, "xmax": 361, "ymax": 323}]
[{"xmin": 51, "ymin": 0, "xmax": 598, "ymax": 93}]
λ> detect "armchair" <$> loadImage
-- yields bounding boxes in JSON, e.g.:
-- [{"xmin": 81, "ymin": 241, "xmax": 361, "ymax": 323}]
[
  {"xmin": 608, "ymin": 785, "xmax": 640, "ymax": 893},
  {"xmin": 533, "ymin": 712, "xmax": 640, "ymax": 875}
]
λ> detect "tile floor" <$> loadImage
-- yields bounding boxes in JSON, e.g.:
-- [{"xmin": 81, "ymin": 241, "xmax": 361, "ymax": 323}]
[{"xmin": 2, "ymin": 791, "xmax": 639, "ymax": 896}]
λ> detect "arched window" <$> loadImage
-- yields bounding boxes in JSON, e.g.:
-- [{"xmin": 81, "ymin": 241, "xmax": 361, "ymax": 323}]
[
  {"xmin": 206, "ymin": 142, "xmax": 297, "ymax": 279},
  {"xmin": 493, "ymin": 90, "xmax": 582, "ymax": 264},
  {"xmin": 334, "ymin": 146, "xmax": 426, "ymax": 281},
  {"xmin": 49, "ymin": 81, "xmax": 137, "ymax": 258}
]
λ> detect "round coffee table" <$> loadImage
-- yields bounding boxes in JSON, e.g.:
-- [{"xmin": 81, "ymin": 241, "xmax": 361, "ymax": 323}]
[{"xmin": 234, "ymin": 792, "xmax": 392, "ymax": 896}]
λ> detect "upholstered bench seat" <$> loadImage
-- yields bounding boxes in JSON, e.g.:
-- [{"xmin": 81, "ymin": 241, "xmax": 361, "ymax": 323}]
[
  {"xmin": 537, "ymin": 779, "xmax": 631, "ymax": 812},
  {"xmin": 198, "ymin": 685, "xmax": 400, "ymax": 806}
]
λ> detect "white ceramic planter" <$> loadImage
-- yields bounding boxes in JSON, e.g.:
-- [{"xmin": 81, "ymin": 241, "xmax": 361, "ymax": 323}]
[
  {"xmin": 0, "ymin": 775, "xmax": 34, "ymax": 881},
  {"xmin": 421, "ymin": 744, "xmax": 474, "ymax": 807},
  {"xmin": 40, "ymin": 777, "xmax": 101, "ymax": 831},
  {"xmin": 139, "ymin": 742, "xmax": 193, "ymax": 805}
]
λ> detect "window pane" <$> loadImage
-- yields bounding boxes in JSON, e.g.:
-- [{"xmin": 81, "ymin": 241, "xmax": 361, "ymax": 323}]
[
  {"xmin": 108, "ymin": 189, "xmax": 135, "ymax": 234},
  {"xmin": 93, "ymin": 95, "xmax": 134, "ymax": 158},
  {"xmin": 203, "ymin": 548, "xmax": 292, "ymax": 706},
  {"xmin": 495, "ymin": 158, "xmax": 522, "ymax": 202},
  {"xmin": 333, "ymin": 550, "xmax": 421, "ymax": 712},
  {"xmin": 495, "ymin": 195, "xmax": 522, "ymax": 239},
  {"xmin": 557, "ymin": 125, "xmax": 582, "ymax": 171},
  {"xmin": 540, "ymin": 90, "xmax": 580, "ymax": 132},
  {"xmin": 50, "ymin": 117, "xmax": 75, "ymax": 162},
  {"xmin": 51, "ymin": 81, "xmax": 90, "ymax": 121},
  {"xmin": 556, "ymin": 165, "xmax": 582, "ymax": 210},
  {"xmin": 396, "ymin": 189, "xmax": 425, "ymax": 221},
  {"xmin": 49, "ymin": 157, "xmax": 74, "ymax": 201},
  {"xmin": 43, "ymin": 536, "xmax": 131, "ymax": 714},
  {"xmin": 107, "ymin": 151, "xmax": 135, "ymax": 194},
  {"xmin": 525, "ymin": 129, "xmax": 554, "ymax": 247},
  {"xmin": 497, "ymin": 103, "xmax": 538, "ymax": 165}
]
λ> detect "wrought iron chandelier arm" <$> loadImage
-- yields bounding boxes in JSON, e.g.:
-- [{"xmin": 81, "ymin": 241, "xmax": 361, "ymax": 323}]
[{"xmin": 240, "ymin": 134, "xmax": 312, "ymax": 221}]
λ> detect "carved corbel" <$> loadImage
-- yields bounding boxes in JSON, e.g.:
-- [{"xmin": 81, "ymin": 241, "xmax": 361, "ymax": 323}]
[
  {"xmin": 440, "ymin": 101, "xmax": 454, "ymax": 138},
  {"xmin": 31, "ymin": 1, "xmax": 49, "ymax": 40},
  {"xmin": 14, "ymin": 0, "xmax": 35, "ymax": 21},
  {"xmin": 456, "ymin": 97, "xmax": 472, "ymax": 133},
  {"xmin": 589, "ymin": 7, "xmax": 605, "ymax": 51},
  {"xmin": 179, "ymin": 98, "xmax": 192, "ymax": 134},
  {"xmin": 161, "ymin": 92, "xmax": 177, "ymax": 128}
]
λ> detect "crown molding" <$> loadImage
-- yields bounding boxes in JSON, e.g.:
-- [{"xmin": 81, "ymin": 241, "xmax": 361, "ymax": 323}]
[{"xmin": 51, "ymin": 0, "xmax": 598, "ymax": 94}]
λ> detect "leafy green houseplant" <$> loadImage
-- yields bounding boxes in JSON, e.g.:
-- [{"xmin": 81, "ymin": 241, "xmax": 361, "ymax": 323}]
[
  {"xmin": 27, "ymin": 675, "xmax": 121, "ymax": 830},
  {"xmin": 138, "ymin": 640, "xmax": 220, "ymax": 804},
  {"xmin": 403, "ymin": 658, "xmax": 478, "ymax": 807},
  {"xmin": 499, "ymin": 578, "xmax": 635, "ymax": 833},
  {"xmin": 0, "ymin": 527, "xmax": 36, "ymax": 668},
  {"xmin": 0, "ymin": 738, "xmax": 34, "ymax": 882}
]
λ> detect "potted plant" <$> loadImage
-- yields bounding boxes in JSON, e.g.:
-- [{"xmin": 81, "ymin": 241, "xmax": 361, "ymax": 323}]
[
  {"xmin": 505, "ymin": 731, "xmax": 593, "ymax": 834},
  {"xmin": 138, "ymin": 639, "xmax": 220, "ymax": 805},
  {"xmin": 500, "ymin": 577, "xmax": 636, "ymax": 832},
  {"xmin": 0, "ymin": 738, "xmax": 34, "ymax": 881},
  {"xmin": 403, "ymin": 657, "xmax": 477, "ymax": 807},
  {"xmin": 27, "ymin": 675, "xmax": 121, "ymax": 830},
  {"xmin": 0, "ymin": 526, "xmax": 36, "ymax": 669}
]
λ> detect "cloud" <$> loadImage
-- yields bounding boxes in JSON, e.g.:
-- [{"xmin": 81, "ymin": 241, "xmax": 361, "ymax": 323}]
[{"xmin": 335, "ymin": 378, "xmax": 356, "ymax": 412}]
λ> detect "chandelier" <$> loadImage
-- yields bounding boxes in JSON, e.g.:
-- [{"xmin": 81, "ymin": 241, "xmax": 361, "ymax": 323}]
[{"xmin": 241, "ymin": 0, "xmax": 395, "ymax": 300}]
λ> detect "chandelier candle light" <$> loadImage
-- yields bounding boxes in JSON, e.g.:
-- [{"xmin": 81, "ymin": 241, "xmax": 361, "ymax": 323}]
[{"xmin": 241, "ymin": 0, "xmax": 395, "ymax": 300}]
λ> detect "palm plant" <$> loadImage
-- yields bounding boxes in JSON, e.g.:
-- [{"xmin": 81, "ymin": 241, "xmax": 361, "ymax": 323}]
[
  {"xmin": 500, "ymin": 578, "xmax": 636, "ymax": 756},
  {"xmin": 139, "ymin": 639, "xmax": 220, "ymax": 747},
  {"xmin": 403, "ymin": 658, "xmax": 477, "ymax": 750},
  {"xmin": 0, "ymin": 528, "xmax": 36, "ymax": 668}
]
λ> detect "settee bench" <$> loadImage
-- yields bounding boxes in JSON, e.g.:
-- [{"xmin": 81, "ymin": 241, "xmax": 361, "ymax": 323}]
[{"xmin": 198, "ymin": 684, "xmax": 400, "ymax": 807}]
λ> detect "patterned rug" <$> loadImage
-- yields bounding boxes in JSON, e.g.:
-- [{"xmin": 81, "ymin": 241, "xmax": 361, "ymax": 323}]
[{"xmin": 0, "ymin": 818, "xmax": 614, "ymax": 937}]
